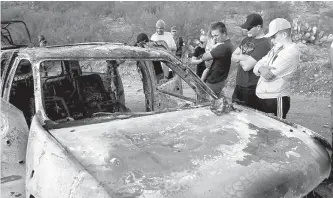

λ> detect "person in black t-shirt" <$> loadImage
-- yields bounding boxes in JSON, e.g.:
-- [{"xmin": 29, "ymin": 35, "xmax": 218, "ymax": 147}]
[
  {"xmin": 201, "ymin": 22, "xmax": 233, "ymax": 97},
  {"xmin": 171, "ymin": 26, "xmax": 185, "ymax": 59},
  {"xmin": 191, "ymin": 35, "xmax": 208, "ymax": 78},
  {"xmin": 231, "ymin": 13, "xmax": 271, "ymax": 109}
]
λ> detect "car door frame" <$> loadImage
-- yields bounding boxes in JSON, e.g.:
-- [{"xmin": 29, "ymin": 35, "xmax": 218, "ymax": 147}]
[
  {"xmin": 1, "ymin": 53, "xmax": 31, "ymax": 198},
  {"xmin": 147, "ymin": 58, "xmax": 216, "ymax": 111}
]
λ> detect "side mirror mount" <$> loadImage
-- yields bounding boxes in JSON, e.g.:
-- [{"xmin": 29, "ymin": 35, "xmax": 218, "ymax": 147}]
[{"xmin": 210, "ymin": 97, "xmax": 234, "ymax": 116}]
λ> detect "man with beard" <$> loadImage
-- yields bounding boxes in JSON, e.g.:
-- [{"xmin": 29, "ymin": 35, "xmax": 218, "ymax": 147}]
[{"xmin": 231, "ymin": 13, "xmax": 271, "ymax": 109}]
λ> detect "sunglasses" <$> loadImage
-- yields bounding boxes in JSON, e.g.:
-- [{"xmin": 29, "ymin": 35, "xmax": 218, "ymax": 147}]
[
  {"xmin": 247, "ymin": 25, "xmax": 260, "ymax": 31},
  {"xmin": 246, "ymin": 27, "xmax": 253, "ymax": 31}
]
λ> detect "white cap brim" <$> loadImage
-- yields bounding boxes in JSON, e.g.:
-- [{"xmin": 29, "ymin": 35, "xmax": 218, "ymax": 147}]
[{"xmin": 264, "ymin": 30, "xmax": 277, "ymax": 38}]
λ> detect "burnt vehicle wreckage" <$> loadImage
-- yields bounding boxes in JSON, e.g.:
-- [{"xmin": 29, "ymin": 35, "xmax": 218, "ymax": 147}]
[
  {"xmin": 1, "ymin": 20, "xmax": 33, "ymax": 50},
  {"xmin": 1, "ymin": 21, "xmax": 332, "ymax": 198}
]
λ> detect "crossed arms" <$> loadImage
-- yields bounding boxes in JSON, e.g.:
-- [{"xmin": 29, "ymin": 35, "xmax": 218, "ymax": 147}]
[{"xmin": 231, "ymin": 47, "xmax": 258, "ymax": 72}]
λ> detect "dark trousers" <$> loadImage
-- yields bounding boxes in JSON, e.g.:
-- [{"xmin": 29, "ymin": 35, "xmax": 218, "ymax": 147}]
[
  {"xmin": 196, "ymin": 65, "xmax": 205, "ymax": 78},
  {"xmin": 257, "ymin": 96, "xmax": 291, "ymax": 119},
  {"xmin": 232, "ymin": 85, "xmax": 261, "ymax": 110}
]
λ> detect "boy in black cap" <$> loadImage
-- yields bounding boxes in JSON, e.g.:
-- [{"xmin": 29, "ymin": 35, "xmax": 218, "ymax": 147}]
[
  {"xmin": 38, "ymin": 35, "xmax": 47, "ymax": 47},
  {"xmin": 231, "ymin": 13, "xmax": 271, "ymax": 110},
  {"xmin": 134, "ymin": 33, "xmax": 164, "ymax": 83}
]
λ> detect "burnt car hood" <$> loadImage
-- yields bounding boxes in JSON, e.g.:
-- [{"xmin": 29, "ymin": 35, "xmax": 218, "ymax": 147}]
[{"xmin": 50, "ymin": 106, "xmax": 331, "ymax": 198}]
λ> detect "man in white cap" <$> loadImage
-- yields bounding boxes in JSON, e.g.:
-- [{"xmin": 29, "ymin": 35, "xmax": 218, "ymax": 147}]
[
  {"xmin": 253, "ymin": 18, "xmax": 300, "ymax": 119},
  {"xmin": 151, "ymin": 19, "xmax": 177, "ymax": 80}
]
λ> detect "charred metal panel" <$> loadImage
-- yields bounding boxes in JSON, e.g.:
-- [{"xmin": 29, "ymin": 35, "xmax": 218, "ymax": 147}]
[
  {"xmin": 32, "ymin": 60, "xmax": 50, "ymax": 124},
  {"xmin": 154, "ymin": 92, "xmax": 193, "ymax": 110},
  {"xmin": 50, "ymin": 107, "xmax": 331, "ymax": 198},
  {"xmin": 1, "ymin": 99, "xmax": 28, "ymax": 198},
  {"xmin": 154, "ymin": 75, "xmax": 189, "ymax": 111},
  {"xmin": 105, "ymin": 60, "xmax": 125, "ymax": 106},
  {"xmin": 21, "ymin": 45, "xmax": 163, "ymax": 62},
  {"xmin": 158, "ymin": 75, "xmax": 183, "ymax": 95},
  {"xmin": 25, "ymin": 115, "xmax": 111, "ymax": 198},
  {"xmin": 136, "ymin": 61, "xmax": 154, "ymax": 112}
]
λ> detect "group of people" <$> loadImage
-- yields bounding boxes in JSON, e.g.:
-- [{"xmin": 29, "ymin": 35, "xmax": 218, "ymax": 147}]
[
  {"xmin": 38, "ymin": 14, "xmax": 307, "ymax": 121},
  {"xmin": 134, "ymin": 20, "xmax": 185, "ymax": 83},
  {"xmin": 39, "ymin": 14, "xmax": 325, "ymax": 122},
  {"xmin": 190, "ymin": 13, "xmax": 301, "ymax": 119},
  {"xmin": 138, "ymin": 14, "xmax": 301, "ymax": 120}
]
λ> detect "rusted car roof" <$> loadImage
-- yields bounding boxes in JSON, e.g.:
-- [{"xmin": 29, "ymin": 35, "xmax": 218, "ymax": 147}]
[{"xmin": 17, "ymin": 43, "xmax": 173, "ymax": 61}]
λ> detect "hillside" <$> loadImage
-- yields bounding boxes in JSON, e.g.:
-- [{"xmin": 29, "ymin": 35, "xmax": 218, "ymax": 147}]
[{"xmin": 1, "ymin": 1, "xmax": 332, "ymax": 98}]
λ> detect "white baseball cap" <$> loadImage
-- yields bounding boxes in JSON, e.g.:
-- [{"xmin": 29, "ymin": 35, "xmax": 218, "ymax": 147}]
[{"xmin": 264, "ymin": 18, "xmax": 291, "ymax": 38}]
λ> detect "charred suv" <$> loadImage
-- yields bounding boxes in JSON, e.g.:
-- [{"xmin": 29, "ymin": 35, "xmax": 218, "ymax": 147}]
[{"xmin": 1, "ymin": 42, "xmax": 331, "ymax": 198}]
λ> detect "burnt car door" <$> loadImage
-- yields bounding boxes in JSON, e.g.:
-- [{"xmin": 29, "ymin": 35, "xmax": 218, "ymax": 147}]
[
  {"xmin": 1, "ymin": 56, "xmax": 32, "ymax": 198},
  {"xmin": 1, "ymin": 50, "xmax": 18, "ymax": 95}
]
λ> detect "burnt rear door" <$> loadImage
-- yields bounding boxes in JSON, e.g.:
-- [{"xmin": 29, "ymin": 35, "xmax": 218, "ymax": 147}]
[{"xmin": 1, "ymin": 98, "xmax": 28, "ymax": 198}]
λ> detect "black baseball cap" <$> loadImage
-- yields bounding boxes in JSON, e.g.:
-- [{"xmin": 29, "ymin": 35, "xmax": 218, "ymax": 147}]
[
  {"xmin": 134, "ymin": 33, "xmax": 149, "ymax": 46},
  {"xmin": 240, "ymin": 13, "xmax": 263, "ymax": 30}
]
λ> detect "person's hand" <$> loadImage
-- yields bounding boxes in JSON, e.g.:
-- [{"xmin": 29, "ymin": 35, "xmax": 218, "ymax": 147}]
[
  {"xmin": 234, "ymin": 57, "xmax": 240, "ymax": 63},
  {"xmin": 259, "ymin": 66, "xmax": 276, "ymax": 80}
]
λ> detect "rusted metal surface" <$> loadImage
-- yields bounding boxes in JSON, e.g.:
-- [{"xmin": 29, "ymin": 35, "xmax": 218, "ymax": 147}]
[
  {"xmin": 1, "ymin": 99, "xmax": 28, "ymax": 198},
  {"xmin": 19, "ymin": 44, "xmax": 167, "ymax": 62},
  {"xmin": 44, "ymin": 106, "xmax": 331, "ymax": 198}
]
